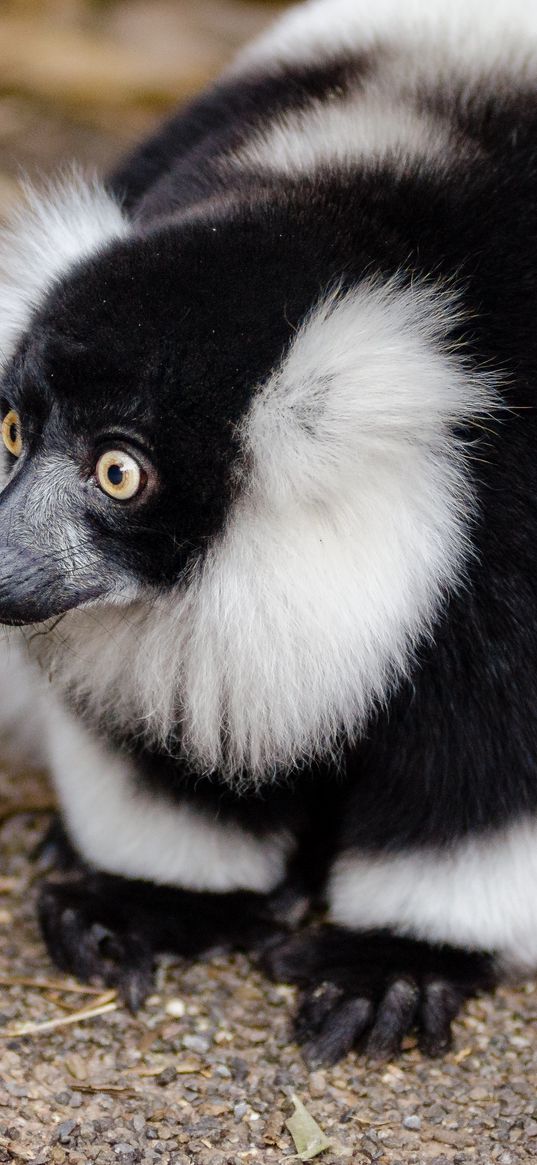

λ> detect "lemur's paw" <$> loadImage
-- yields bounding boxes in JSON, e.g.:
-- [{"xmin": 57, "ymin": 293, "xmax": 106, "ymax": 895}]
[
  {"xmin": 263, "ymin": 927, "xmax": 495, "ymax": 1065},
  {"xmin": 38, "ymin": 879, "xmax": 154, "ymax": 1011}
]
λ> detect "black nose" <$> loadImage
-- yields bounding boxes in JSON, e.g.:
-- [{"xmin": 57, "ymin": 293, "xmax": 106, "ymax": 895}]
[{"xmin": 0, "ymin": 543, "xmax": 101, "ymax": 625}]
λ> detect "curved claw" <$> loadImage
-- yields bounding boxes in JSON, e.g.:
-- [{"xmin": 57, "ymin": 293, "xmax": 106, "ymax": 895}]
[{"xmin": 38, "ymin": 879, "xmax": 155, "ymax": 1008}]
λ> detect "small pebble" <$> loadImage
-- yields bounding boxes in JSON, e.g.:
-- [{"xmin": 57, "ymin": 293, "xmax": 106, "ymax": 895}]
[
  {"xmin": 55, "ymin": 1092, "xmax": 72, "ymax": 1106},
  {"xmin": 469, "ymin": 1087, "xmax": 489, "ymax": 1101},
  {"xmin": 114, "ymin": 1145, "xmax": 136, "ymax": 1157},
  {"xmin": 233, "ymin": 1102, "xmax": 248, "ymax": 1120},
  {"xmin": 182, "ymin": 1035, "xmax": 210, "ymax": 1054},
  {"xmin": 165, "ymin": 998, "xmax": 186, "ymax": 1019},
  {"xmin": 215, "ymin": 1064, "xmax": 231, "ymax": 1078},
  {"xmin": 156, "ymin": 1066, "xmax": 177, "ymax": 1086},
  {"xmin": 54, "ymin": 1119, "xmax": 79, "ymax": 1144},
  {"xmin": 403, "ymin": 1115, "xmax": 421, "ymax": 1130},
  {"xmin": 247, "ymin": 1029, "xmax": 266, "ymax": 1043}
]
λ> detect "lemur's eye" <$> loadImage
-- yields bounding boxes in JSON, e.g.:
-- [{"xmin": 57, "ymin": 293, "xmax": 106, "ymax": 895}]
[
  {"xmin": 96, "ymin": 449, "xmax": 144, "ymax": 501},
  {"xmin": 1, "ymin": 410, "xmax": 22, "ymax": 457}
]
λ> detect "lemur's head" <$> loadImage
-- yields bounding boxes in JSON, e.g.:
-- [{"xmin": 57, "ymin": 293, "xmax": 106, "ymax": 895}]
[
  {"xmin": 0, "ymin": 181, "xmax": 318, "ymax": 625},
  {"xmin": 0, "ymin": 174, "xmax": 493, "ymax": 778}
]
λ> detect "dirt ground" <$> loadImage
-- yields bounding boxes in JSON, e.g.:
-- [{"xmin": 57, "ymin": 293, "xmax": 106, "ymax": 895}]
[
  {"xmin": 1, "ymin": 768, "xmax": 537, "ymax": 1165},
  {"xmin": 0, "ymin": 1, "xmax": 537, "ymax": 1163}
]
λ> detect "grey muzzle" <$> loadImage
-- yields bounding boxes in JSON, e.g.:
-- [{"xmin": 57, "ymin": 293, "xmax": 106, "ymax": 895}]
[{"xmin": 0, "ymin": 543, "xmax": 104, "ymax": 625}]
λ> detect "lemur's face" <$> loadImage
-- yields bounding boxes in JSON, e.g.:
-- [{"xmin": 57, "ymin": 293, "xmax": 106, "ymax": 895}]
[{"xmin": 0, "ymin": 220, "xmax": 305, "ymax": 625}]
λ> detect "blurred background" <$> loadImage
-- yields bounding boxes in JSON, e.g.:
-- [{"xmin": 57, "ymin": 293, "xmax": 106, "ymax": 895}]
[{"xmin": 0, "ymin": 0, "xmax": 288, "ymax": 219}]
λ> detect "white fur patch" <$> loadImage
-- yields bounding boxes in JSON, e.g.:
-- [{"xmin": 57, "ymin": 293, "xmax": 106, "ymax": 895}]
[
  {"xmin": 329, "ymin": 820, "xmax": 537, "ymax": 971},
  {"xmin": 0, "ymin": 170, "xmax": 128, "ymax": 365},
  {"xmin": 232, "ymin": 90, "xmax": 456, "ymax": 179},
  {"xmin": 230, "ymin": 0, "xmax": 537, "ymax": 185},
  {"xmin": 32, "ymin": 278, "xmax": 497, "ymax": 782},
  {"xmin": 46, "ymin": 702, "xmax": 293, "ymax": 893},
  {"xmin": 0, "ymin": 635, "xmax": 49, "ymax": 769},
  {"xmin": 236, "ymin": 0, "xmax": 537, "ymax": 77}
]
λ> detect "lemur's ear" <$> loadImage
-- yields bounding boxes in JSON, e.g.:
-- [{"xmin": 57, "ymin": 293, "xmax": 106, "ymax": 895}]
[{"xmin": 0, "ymin": 169, "xmax": 128, "ymax": 366}]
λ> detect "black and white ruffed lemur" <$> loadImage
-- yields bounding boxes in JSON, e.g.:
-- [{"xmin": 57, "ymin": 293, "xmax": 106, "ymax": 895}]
[{"xmin": 0, "ymin": 0, "xmax": 536, "ymax": 1064}]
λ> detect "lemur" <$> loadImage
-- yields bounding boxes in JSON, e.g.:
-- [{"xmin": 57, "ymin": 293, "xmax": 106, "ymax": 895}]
[{"xmin": 0, "ymin": 0, "xmax": 536, "ymax": 1063}]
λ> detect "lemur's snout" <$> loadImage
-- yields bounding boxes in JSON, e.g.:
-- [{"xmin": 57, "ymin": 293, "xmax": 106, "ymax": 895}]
[
  {"xmin": 0, "ymin": 543, "xmax": 63, "ymax": 625},
  {"xmin": 0, "ymin": 444, "xmax": 110, "ymax": 625},
  {"xmin": 0, "ymin": 543, "xmax": 96, "ymax": 625}
]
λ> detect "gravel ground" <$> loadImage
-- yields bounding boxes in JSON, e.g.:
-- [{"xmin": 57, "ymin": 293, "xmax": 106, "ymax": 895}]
[
  {"xmin": 1, "ymin": 3, "xmax": 537, "ymax": 1162},
  {"xmin": 0, "ymin": 765, "xmax": 537, "ymax": 1165}
]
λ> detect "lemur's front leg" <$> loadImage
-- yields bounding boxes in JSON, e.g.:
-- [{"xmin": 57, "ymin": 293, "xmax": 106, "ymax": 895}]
[
  {"xmin": 38, "ymin": 873, "xmax": 292, "ymax": 1011},
  {"xmin": 38, "ymin": 708, "xmax": 304, "ymax": 1009}
]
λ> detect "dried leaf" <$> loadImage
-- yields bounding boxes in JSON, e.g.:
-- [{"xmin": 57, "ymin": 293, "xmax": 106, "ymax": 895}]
[
  {"xmin": 65, "ymin": 1055, "xmax": 88, "ymax": 1081},
  {"xmin": 75, "ymin": 1082, "xmax": 136, "ymax": 1096},
  {"xmin": 286, "ymin": 1094, "xmax": 331, "ymax": 1161},
  {"xmin": 453, "ymin": 1046, "xmax": 473, "ymax": 1063}
]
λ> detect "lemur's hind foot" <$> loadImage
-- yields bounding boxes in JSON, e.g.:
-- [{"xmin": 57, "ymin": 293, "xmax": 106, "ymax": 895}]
[{"xmin": 263, "ymin": 927, "xmax": 496, "ymax": 1064}]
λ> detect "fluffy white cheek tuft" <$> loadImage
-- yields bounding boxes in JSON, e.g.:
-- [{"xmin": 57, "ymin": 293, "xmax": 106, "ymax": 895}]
[
  {"xmin": 38, "ymin": 278, "xmax": 498, "ymax": 784},
  {"xmin": 174, "ymin": 281, "xmax": 496, "ymax": 779}
]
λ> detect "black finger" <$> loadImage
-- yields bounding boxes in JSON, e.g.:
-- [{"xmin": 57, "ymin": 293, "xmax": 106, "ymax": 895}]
[
  {"xmin": 113, "ymin": 936, "xmax": 155, "ymax": 1012},
  {"xmin": 366, "ymin": 978, "xmax": 419, "ymax": 1060},
  {"xmin": 294, "ymin": 981, "xmax": 345, "ymax": 1041},
  {"xmin": 418, "ymin": 978, "xmax": 460, "ymax": 1057},
  {"xmin": 38, "ymin": 884, "xmax": 78, "ymax": 975},
  {"xmin": 303, "ymin": 995, "xmax": 374, "ymax": 1066}
]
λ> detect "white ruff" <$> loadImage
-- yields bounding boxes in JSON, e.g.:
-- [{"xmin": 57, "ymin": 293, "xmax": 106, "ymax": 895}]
[
  {"xmin": 0, "ymin": 170, "xmax": 127, "ymax": 366},
  {"xmin": 46, "ymin": 703, "xmax": 293, "ymax": 892},
  {"xmin": 34, "ymin": 279, "xmax": 496, "ymax": 782},
  {"xmin": 329, "ymin": 820, "xmax": 537, "ymax": 970}
]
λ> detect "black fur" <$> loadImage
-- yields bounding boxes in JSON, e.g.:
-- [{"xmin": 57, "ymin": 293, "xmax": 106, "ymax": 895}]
[
  {"xmin": 109, "ymin": 56, "xmax": 370, "ymax": 216},
  {"xmin": 37, "ymin": 867, "xmax": 495, "ymax": 1060},
  {"xmin": 263, "ymin": 929, "xmax": 495, "ymax": 1062}
]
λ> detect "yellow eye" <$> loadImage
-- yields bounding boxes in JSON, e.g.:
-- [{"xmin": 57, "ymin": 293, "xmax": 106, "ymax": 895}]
[
  {"xmin": 96, "ymin": 449, "xmax": 143, "ymax": 501},
  {"xmin": 1, "ymin": 410, "xmax": 22, "ymax": 457}
]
